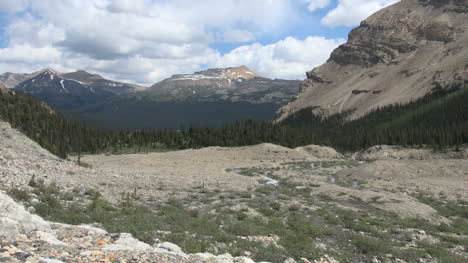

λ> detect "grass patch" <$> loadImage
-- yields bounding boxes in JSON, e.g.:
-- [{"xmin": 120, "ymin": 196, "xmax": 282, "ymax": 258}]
[
  {"xmin": 351, "ymin": 235, "xmax": 394, "ymax": 255},
  {"xmin": 8, "ymin": 187, "xmax": 32, "ymax": 202}
]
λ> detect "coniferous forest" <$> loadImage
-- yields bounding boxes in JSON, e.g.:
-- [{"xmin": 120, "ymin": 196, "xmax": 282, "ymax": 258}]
[{"xmin": 0, "ymin": 83, "xmax": 467, "ymax": 159}]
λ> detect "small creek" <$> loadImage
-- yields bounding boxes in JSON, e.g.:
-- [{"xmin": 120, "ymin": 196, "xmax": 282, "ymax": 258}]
[{"xmin": 255, "ymin": 173, "xmax": 279, "ymax": 186}]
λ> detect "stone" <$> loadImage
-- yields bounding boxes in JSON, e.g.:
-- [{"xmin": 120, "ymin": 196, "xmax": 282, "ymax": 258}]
[
  {"xmin": 0, "ymin": 191, "xmax": 52, "ymax": 240},
  {"xmin": 234, "ymin": 257, "xmax": 255, "ymax": 263},
  {"xmin": 156, "ymin": 242, "xmax": 183, "ymax": 254},
  {"xmin": 39, "ymin": 258, "xmax": 65, "ymax": 263},
  {"xmin": 34, "ymin": 232, "xmax": 66, "ymax": 246},
  {"xmin": 102, "ymin": 233, "xmax": 151, "ymax": 252}
]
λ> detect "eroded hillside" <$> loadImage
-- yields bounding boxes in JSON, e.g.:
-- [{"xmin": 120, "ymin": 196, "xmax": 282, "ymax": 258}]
[{"xmin": 278, "ymin": 0, "xmax": 468, "ymax": 120}]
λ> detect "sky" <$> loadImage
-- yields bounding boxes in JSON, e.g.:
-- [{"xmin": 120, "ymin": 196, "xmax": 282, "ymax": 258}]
[{"xmin": 0, "ymin": 0, "xmax": 398, "ymax": 85}]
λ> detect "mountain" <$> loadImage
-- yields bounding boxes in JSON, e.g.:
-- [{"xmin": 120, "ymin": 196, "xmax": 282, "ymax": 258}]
[
  {"xmin": 15, "ymin": 69, "xmax": 115, "ymax": 110},
  {"xmin": 61, "ymin": 70, "xmax": 145, "ymax": 95},
  {"xmin": 0, "ymin": 70, "xmax": 44, "ymax": 89},
  {"xmin": 143, "ymin": 65, "xmax": 298, "ymax": 105},
  {"xmin": 277, "ymin": 0, "xmax": 468, "ymax": 121},
  {"xmin": 77, "ymin": 66, "xmax": 300, "ymax": 128},
  {"xmin": 11, "ymin": 68, "xmax": 144, "ymax": 110}
]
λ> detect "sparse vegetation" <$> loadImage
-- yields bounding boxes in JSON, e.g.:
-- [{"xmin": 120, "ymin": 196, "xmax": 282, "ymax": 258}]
[{"xmin": 4, "ymin": 160, "xmax": 467, "ymax": 263}]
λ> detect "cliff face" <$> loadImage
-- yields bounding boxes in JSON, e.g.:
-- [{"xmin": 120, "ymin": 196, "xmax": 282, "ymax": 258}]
[{"xmin": 277, "ymin": 0, "xmax": 468, "ymax": 121}]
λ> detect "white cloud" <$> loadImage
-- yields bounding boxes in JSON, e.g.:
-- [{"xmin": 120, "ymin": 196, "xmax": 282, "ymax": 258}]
[
  {"xmin": 217, "ymin": 36, "xmax": 345, "ymax": 80},
  {"xmin": 223, "ymin": 30, "xmax": 255, "ymax": 43},
  {"xmin": 0, "ymin": 0, "xmax": 30, "ymax": 12},
  {"xmin": 107, "ymin": 0, "xmax": 147, "ymax": 14},
  {"xmin": 6, "ymin": 14, "xmax": 65, "ymax": 47},
  {"xmin": 322, "ymin": 0, "xmax": 399, "ymax": 27},
  {"xmin": 0, "ymin": 0, "xmax": 375, "ymax": 85},
  {"xmin": 307, "ymin": 0, "xmax": 331, "ymax": 12},
  {"xmin": 0, "ymin": 44, "xmax": 61, "ymax": 63}
]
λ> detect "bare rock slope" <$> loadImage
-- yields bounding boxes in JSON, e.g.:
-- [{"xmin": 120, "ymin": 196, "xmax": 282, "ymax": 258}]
[{"xmin": 278, "ymin": 0, "xmax": 468, "ymax": 120}]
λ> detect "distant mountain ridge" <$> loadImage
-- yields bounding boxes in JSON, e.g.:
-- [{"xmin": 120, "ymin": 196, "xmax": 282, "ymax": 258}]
[
  {"xmin": 0, "ymin": 69, "xmax": 45, "ymax": 89},
  {"xmin": 143, "ymin": 65, "xmax": 299, "ymax": 105},
  {"xmin": 1, "ymin": 65, "xmax": 299, "ymax": 128},
  {"xmin": 0, "ymin": 68, "xmax": 145, "ymax": 110},
  {"xmin": 77, "ymin": 66, "xmax": 300, "ymax": 128}
]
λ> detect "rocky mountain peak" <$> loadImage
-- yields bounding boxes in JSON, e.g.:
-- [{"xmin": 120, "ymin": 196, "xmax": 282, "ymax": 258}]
[
  {"xmin": 222, "ymin": 65, "xmax": 261, "ymax": 80},
  {"xmin": 61, "ymin": 70, "xmax": 105, "ymax": 84},
  {"xmin": 2, "ymin": 68, "xmax": 145, "ymax": 110},
  {"xmin": 40, "ymin": 68, "xmax": 61, "ymax": 76},
  {"xmin": 146, "ymin": 66, "xmax": 299, "ymax": 106},
  {"xmin": 189, "ymin": 65, "xmax": 261, "ymax": 80},
  {"xmin": 277, "ymin": 0, "xmax": 468, "ymax": 121},
  {"xmin": 0, "ymin": 70, "xmax": 43, "ymax": 89}
]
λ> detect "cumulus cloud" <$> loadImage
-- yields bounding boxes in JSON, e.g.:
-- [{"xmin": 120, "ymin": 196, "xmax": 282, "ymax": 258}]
[
  {"xmin": 0, "ymin": 0, "xmax": 30, "ymax": 12},
  {"xmin": 307, "ymin": 0, "xmax": 331, "ymax": 12},
  {"xmin": 0, "ymin": 44, "xmax": 61, "ymax": 63},
  {"xmin": 6, "ymin": 14, "xmax": 65, "ymax": 47},
  {"xmin": 322, "ymin": 0, "xmax": 399, "ymax": 27},
  {"xmin": 1, "ymin": 0, "xmax": 390, "ymax": 85},
  {"xmin": 223, "ymin": 30, "xmax": 255, "ymax": 43},
  {"xmin": 217, "ymin": 36, "xmax": 345, "ymax": 80},
  {"xmin": 0, "ymin": 0, "xmax": 304, "ymax": 84}
]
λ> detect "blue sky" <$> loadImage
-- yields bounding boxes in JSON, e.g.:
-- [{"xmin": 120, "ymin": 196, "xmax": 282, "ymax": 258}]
[{"xmin": 0, "ymin": 0, "xmax": 398, "ymax": 85}]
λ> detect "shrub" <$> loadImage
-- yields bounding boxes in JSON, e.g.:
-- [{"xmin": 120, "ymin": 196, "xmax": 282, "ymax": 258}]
[{"xmin": 8, "ymin": 187, "xmax": 32, "ymax": 202}]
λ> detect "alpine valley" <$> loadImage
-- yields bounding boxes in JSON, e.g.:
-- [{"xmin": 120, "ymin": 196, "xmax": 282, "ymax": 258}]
[
  {"xmin": 1, "ymin": 66, "xmax": 300, "ymax": 128},
  {"xmin": 0, "ymin": 1, "xmax": 467, "ymax": 262}
]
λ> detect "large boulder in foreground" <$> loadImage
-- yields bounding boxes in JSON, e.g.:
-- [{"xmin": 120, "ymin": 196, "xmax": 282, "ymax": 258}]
[{"xmin": 0, "ymin": 191, "xmax": 52, "ymax": 239}]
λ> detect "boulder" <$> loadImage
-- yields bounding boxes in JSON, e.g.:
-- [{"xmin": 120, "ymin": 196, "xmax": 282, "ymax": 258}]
[
  {"xmin": 102, "ymin": 233, "xmax": 152, "ymax": 251},
  {"xmin": 0, "ymin": 191, "xmax": 52, "ymax": 239},
  {"xmin": 156, "ymin": 241, "xmax": 184, "ymax": 255}
]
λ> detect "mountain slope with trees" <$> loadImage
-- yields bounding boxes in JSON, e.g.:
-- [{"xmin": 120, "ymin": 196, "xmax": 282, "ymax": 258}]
[
  {"xmin": 76, "ymin": 66, "xmax": 300, "ymax": 128},
  {"xmin": 1, "ymin": 83, "xmax": 466, "ymax": 159}
]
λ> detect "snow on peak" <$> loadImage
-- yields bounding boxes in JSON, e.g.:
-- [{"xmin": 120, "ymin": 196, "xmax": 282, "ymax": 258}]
[{"xmin": 59, "ymin": 80, "xmax": 69, "ymax": 93}]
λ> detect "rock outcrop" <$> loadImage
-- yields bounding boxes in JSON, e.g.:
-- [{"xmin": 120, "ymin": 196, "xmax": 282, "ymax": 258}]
[
  {"xmin": 295, "ymin": 145, "xmax": 343, "ymax": 159},
  {"xmin": 0, "ymin": 83, "xmax": 8, "ymax": 93},
  {"xmin": 354, "ymin": 144, "xmax": 468, "ymax": 160},
  {"xmin": 0, "ymin": 191, "xmax": 52, "ymax": 240},
  {"xmin": 278, "ymin": 0, "xmax": 468, "ymax": 121},
  {"xmin": 0, "ymin": 190, "xmax": 282, "ymax": 263}
]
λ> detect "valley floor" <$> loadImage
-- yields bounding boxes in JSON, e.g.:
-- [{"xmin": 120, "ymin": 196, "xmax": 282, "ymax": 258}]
[{"xmin": 1, "ymin": 122, "xmax": 467, "ymax": 263}]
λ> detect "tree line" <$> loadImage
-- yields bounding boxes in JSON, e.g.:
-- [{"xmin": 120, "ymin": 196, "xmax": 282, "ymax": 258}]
[{"xmin": 0, "ymin": 83, "xmax": 466, "ymax": 159}]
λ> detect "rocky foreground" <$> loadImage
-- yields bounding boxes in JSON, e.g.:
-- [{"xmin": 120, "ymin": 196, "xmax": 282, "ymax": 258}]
[
  {"xmin": 3, "ymin": 188, "xmax": 302, "ymax": 263},
  {"xmin": 1, "ymin": 120, "xmax": 467, "ymax": 262},
  {"xmin": 0, "ymin": 121, "xmax": 340, "ymax": 263}
]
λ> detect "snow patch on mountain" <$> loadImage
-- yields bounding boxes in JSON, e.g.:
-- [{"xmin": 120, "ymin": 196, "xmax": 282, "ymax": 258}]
[{"xmin": 60, "ymin": 80, "xmax": 69, "ymax": 93}]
